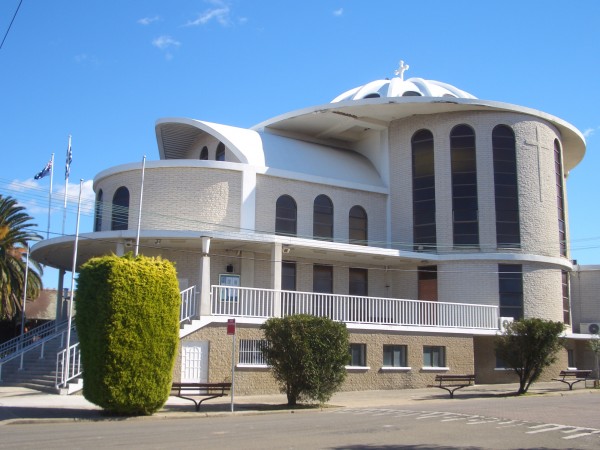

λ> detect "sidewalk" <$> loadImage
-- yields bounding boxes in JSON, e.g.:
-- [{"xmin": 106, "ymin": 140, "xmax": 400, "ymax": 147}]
[{"xmin": 0, "ymin": 381, "xmax": 596, "ymax": 425}]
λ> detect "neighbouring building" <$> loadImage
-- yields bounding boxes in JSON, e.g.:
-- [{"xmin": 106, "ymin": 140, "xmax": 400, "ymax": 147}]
[{"xmin": 31, "ymin": 63, "xmax": 596, "ymax": 394}]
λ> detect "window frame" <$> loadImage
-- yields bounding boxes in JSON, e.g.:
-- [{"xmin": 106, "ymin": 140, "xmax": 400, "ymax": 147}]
[
  {"xmin": 111, "ymin": 186, "xmax": 129, "ymax": 231},
  {"xmin": 422, "ymin": 345, "xmax": 447, "ymax": 369},
  {"xmin": 382, "ymin": 344, "xmax": 409, "ymax": 370},
  {"xmin": 313, "ymin": 194, "xmax": 334, "ymax": 241},
  {"xmin": 347, "ymin": 343, "xmax": 368, "ymax": 369},
  {"xmin": 94, "ymin": 189, "xmax": 103, "ymax": 232},
  {"xmin": 349, "ymin": 205, "xmax": 368, "ymax": 245},
  {"xmin": 412, "ymin": 129, "xmax": 437, "ymax": 251},
  {"xmin": 238, "ymin": 339, "xmax": 268, "ymax": 367},
  {"xmin": 498, "ymin": 264, "xmax": 523, "ymax": 320},
  {"xmin": 275, "ymin": 195, "xmax": 297, "ymax": 236}
]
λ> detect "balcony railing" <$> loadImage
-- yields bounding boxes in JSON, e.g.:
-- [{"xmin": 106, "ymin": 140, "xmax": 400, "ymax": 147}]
[{"xmin": 211, "ymin": 285, "xmax": 499, "ymax": 330}]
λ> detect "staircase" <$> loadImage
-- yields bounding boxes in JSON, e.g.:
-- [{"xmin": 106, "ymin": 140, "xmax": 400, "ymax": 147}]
[{"xmin": 0, "ymin": 323, "xmax": 81, "ymax": 394}]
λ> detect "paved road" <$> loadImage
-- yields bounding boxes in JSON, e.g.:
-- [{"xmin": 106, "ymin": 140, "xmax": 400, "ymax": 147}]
[{"xmin": 1, "ymin": 393, "xmax": 599, "ymax": 449}]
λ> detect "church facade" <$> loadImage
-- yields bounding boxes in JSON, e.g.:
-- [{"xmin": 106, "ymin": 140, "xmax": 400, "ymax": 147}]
[{"xmin": 32, "ymin": 63, "xmax": 593, "ymax": 394}]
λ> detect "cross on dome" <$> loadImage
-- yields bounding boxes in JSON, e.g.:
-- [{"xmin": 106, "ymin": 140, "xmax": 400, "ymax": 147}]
[{"xmin": 394, "ymin": 60, "xmax": 409, "ymax": 80}]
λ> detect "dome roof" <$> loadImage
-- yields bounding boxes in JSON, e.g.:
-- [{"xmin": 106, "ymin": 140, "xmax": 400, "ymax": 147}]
[{"xmin": 331, "ymin": 61, "xmax": 476, "ymax": 103}]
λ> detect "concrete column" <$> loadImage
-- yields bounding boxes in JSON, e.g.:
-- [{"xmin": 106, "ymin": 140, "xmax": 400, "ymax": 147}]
[
  {"xmin": 240, "ymin": 251, "xmax": 255, "ymax": 287},
  {"xmin": 199, "ymin": 237, "xmax": 212, "ymax": 316},
  {"xmin": 115, "ymin": 241, "xmax": 125, "ymax": 256},
  {"xmin": 271, "ymin": 243, "xmax": 282, "ymax": 317},
  {"xmin": 55, "ymin": 269, "xmax": 66, "ymax": 326}
]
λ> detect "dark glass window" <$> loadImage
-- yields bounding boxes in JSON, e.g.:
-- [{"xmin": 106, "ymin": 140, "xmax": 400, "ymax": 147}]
[
  {"xmin": 313, "ymin": 195, "xmax": 333, "ymax": 241},
  {"xmin": 418, "ymin": 266, "xmax": 438, "ymax": 301},
  {"xmin": 349, "ymin": 268, "xmax": 368, "ymax": 296},
  {"xmin": 364, "ymin": 93, "xmax": 380, "ymax": 99},
  {"xmin": 451, "ymin": 125, "xmax": 478, "ymax": 247},
  {"xmin": 412, "ymin": 129, "xmax": 436, "ymax": 250},
  {"xmin": 111, "ymin": 186, "xmax": 129, "ymax": 231},
  {"xmin": 94, "ymin": 189, "xmax": 103, "ymax": 232},
  {"xmin": 498, "ymin": 264, "xmax": 523, "ymax": 320},
  {"xmin": 423, "ymin": 346, "xmax": 445, "ymax": 367},
  {"xmin": 349, "ymin": 343, "xmax": 367, "ymax": 366},
  {"xmin": 349, "ymin": 205, "xmax": 367, "ymax": 245},
  {"xmin": 282, "ymin": 261, "xmax": 296, "ymax": 291},
  {"xmin": 555, "ymin": 140, "xmax": 567, "ymax": 257},
  {"xmin": 275, "ymin": 195, "xmax": 297, "ymax": 236},
  {"xmin": 313, "ymin": 264, "xmax": 333, "ymax": 294},
  {"xmin": 493, "ymin": 125, "xmax": 520, "ymax": 248},
  {"xmin": 199, "ymin": 146, "xmax": 208, "ymax": 160},
  {"xmin": 383, "ymin": 345, "xmax": 407, "ymax": 367},
  {"xmin": 216, "ymin": 142, "xmax": 225, "ymax": 161},
  {"xmin": 562, "ymin": 270, "xmax": 571, "ymax": 325}
]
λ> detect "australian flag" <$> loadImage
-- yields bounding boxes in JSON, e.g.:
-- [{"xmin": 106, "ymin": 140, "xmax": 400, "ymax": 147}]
[{"xmin": 34, "ymin": 159, "xmax": 53, "ymax": 180}]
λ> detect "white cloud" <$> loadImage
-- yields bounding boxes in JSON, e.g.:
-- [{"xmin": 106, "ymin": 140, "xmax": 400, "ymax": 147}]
[
  {"xmin": 74, "ymin": 53, "xmax": 100, "ymax": 66},
  {"xmin": 138, "ymin": 15, "xmax": 160, "ymax": 25},
  {"xmin": 184, "ymin": 6, "xmax": 231, "ymax": 27},
  {"xmin": 8, "ymin": 178, "xmax": 95, "ymax": 216},
  {"xmin": 333, "ymin": 8, "xmax": 344, "ymax": 16},
  {"xmin": 583, "ymin": 127, "xmax": 598, "ymax": 139},
  {"xmin": 152, "ymin": 35, "xmax": 181, "ymax": 50}
]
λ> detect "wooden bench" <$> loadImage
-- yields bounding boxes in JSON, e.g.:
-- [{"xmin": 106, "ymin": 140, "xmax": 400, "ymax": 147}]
[
  {"xmin": 170, "ymin": 382, "xmax": 232, "ymax": 411},
  {"xmin": 551, "ymin": 370, "xmax": 592, "ymax": 390},
  {"xmin": 428, "ymin": 374, "xmax": 475, "ymax": 398}
]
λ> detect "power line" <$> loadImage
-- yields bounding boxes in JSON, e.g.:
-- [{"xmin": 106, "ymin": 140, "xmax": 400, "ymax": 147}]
[{"xmin": 0, "ymin": 0, "xmax": 24, "ymax": 50}]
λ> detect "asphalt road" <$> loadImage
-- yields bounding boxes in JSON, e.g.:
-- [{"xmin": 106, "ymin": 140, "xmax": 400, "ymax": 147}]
[{"xmin": 1, "ymin": 393, "xmax": 598, "ymax": 449}]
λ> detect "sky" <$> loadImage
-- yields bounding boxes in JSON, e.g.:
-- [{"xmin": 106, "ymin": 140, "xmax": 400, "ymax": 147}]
[{"xmin": 1, "ymin": 0, "xmax": 599, "ymax": 289}]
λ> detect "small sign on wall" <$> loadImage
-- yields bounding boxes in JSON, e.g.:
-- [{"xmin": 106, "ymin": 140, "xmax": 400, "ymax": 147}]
[{"xmin": 219, "ymin": 274, "xmax": 240, "ymax": 301}]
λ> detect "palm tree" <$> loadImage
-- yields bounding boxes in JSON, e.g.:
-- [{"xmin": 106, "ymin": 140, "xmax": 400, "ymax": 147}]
[{"xmin": 0, "ymin": 194, "xmax": 43, "ymax": 320}]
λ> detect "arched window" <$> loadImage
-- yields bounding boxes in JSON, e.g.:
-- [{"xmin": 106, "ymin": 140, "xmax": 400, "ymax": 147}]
[
  {"xmin": 94, "ymin": 189, "xmax": 103, "ymax": 232},
  {"xmin": 349, "ymin": 205, "xmax": 367, "ymax": 245},
  {"xmin": 412, "ymin": 129, "xmax": 436, "ymax": 250},
  {"xmin": 493, "ymin": 125, "xmax": 520, "ymax": 248},
  {"xmin": 275, "ymin": 195, "xmax": 297, "ymax": 236},
  {"xmin": 111, "ymin": 186, "xmax": 129, "ymax": 231},
  {"xmin": 199, "ymin": 146, "xmax": 208, "ymax": 160},
  {"xmin": 451, "ymin": 124, "xmax": 478, "ymax": 247},
  {"xmin": 313, "ymin": 195, "xmax": 333, "ymax": 241},
  {"xmin": 555, "ymin": 139, "xmax": 567, "ymax": 257},
  {"xmin": 216, "ymin": 142, "xmax": 225, "ymax": 161}
]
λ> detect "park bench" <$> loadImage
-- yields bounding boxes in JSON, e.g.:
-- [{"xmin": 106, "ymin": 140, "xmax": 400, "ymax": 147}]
[
  {"xmin": 170, "ymin": 382, "xmax": 232, "ymax": 411},
  {"xmin": 428, "ymin": 374, "xmax": 475, "ymax": 398},
  {"xmin": 551, "ymin": 370, "xmax": 592, "ymax": 390}
]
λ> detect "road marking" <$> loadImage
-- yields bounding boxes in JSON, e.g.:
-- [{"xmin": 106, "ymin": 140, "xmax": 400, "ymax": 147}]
[
  {"xmin": 563, "ymin": 430, "xmax": 600, "ymax": 440},
  {"xmin": 527, "ymin": 424, "xmax": 570, "ymax": 434}
]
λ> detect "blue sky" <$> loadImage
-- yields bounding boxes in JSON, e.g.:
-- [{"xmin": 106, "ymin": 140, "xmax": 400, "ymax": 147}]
[{"xmin": 1, "ymin": 0, "xmax": 599, "ymax": 289}]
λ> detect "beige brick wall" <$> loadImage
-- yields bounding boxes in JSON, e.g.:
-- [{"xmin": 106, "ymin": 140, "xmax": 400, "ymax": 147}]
[
  {"xmin": 570, "ymin": 267, "xmax": 600, "ymax": 330},
  {"xmin": 178, "ymin": 323, "xmax": 475, "ymax": 394},
  {"xmin": 254, "ymin": 175, "xmax": 387, "ymax": 246}
]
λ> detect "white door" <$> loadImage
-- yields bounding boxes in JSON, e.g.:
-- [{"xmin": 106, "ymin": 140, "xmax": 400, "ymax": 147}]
[{"xmin": 181, "ymin": 341, "xmax": 209, "ymax": 383}]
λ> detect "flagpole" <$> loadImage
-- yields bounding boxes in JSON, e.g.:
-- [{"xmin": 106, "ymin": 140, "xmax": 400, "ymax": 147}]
[
  {"xmin": 135, "ymin": 155, "xmax": 146, "ymax": 257},
  {"xmin": 63, "ymin": 179, "xmax": 83, "ymax": 388},
  {"xmin": 47, "ymin": 153, "xmax": 54, "ymax": 239},
  {"xmin": 62, "ymin": 135, "xmax": 72, "ymax": 236}
]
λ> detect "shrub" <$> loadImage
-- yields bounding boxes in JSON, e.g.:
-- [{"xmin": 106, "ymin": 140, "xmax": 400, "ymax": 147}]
[
  {"xmin": 261, "ymin": 314, "xmax": 350, "ymax": 406},
  {"xmin": 75, "ymin": 253, "xmax": 180, "ymax": 415},
  {"xmin": 495, "ymin": 318, "xmax": 565, "ymax": 395}
]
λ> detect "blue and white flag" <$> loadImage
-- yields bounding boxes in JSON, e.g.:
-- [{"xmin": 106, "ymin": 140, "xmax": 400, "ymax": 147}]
[
  {"xmin": 65, "ymin": 138, "xmax": 72, "ymax": 180},
  {"xmin": 34, "ymin": 159, "xmax": 53, "ymax": 180}
]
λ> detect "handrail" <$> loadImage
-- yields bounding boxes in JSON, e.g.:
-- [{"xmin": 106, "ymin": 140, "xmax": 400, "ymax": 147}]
[
  {"xmin": 56, "ymin": 342, "xmax": 82, "ymax": 388},
  {"xmin": 180, "ymin": 286, "xmax": 197, "ymax": 323},
  {"xmin": 0, "ymin": 319, "xmax": 68, "ymax": 360}
]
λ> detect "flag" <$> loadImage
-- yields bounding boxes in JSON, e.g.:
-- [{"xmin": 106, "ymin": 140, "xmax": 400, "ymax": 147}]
[
  {"xmin": 65, "ymin": 138, "xmax": 72, "ymax": 180},
  {"xmin": 34, "ymin": 159, "xmax": 53, "ymax": 180}
]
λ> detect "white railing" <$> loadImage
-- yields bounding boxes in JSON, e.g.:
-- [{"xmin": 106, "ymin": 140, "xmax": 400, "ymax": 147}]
[
  {"xmin": 211, "ymin": 285, "xmax": 499, "ymax": 330},
  {"xmin": 180, "ymin": 286, "xmax": 197, "ymax": 323},
  {"xmin": 55, "ymin": 342, "xmax": 82, "ymax": 388},
  {"xmin": 0, "ymin": 319, "xmax": 68, "ymax": 360}
]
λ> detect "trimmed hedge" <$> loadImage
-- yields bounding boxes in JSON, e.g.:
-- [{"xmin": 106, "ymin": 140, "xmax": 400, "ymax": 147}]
[{"xmin": 75, "ymin": 253, "xmax": 180, "ymax": 415}]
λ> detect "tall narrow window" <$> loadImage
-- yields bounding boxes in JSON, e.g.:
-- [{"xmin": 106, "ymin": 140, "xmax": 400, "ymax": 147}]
[
  {"xmin": 423, "ymin": 346, "xmax": 446, "ymax": 368},
  {"xmin": 282, "ymin": 261, "xmax": 297, "ymax": 291},
  {"xmin": 313, "ymin": 264, "xmax": 333, "ymax": 293},
  {"xmin": 498, "ymin": 264, "xmax": 523, "ymax": 320},
  {"xmin": 555, "ymin": 140, "xmax": 567, "ymax": 257},
  {"xmin": 94, "ymin": 189, "xmax": 103, "ymax": 232},
  {"xmin": 111, "ymin": 187, "xmax": 129, "ymax": 231},
  {"xmin": 451, "ymin": 125, "xmax": 478, "ymax": 247},
  {"xmin": 349, "ymin": 343, "xmax": 367, "ymax": 367},
  {"xmin": 349, "ymin": 268, "xmax": 368, "ymax": 296},
  {"xmin": 418, "ymin": 266, "xmax": 438, "ymax": 301},
  {"xmin": 349, "ymin": 205, "xmax": 367, "ymax": 245},
  {"xmin": 216, "ymin": 142, "xmax": 225, "ymax": 161},
  {"xmin": 275, "ymin": 195, "xmax": 297, "ymax": 236},
  {"xmin": 493, "ymin": 125, "xmax": 520, "ymax": 248},
  {"xmin": 562, "ymin": 270, "xmax": 571, "ymax": 325},
  {"xmin": 313, "ymin": 195, "xmax": 333, "ymax": 241},
  {"xmin": 412, "ymin": 129, "xmax": 436, "ymax": 250},
  {"xmin": 199, "ymin": 146, "xmax": 208, "ymax": 160}
]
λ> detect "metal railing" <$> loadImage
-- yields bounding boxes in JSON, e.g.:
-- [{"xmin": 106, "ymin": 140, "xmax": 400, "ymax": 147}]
[
  {"xmin": 180, "ymin": 286, "xmax": 197, "ymax": 323},
  {"xmin": 0, "ymin": 319, "xmax": 68, "ymax": 360},
  {"xmin": 211, "ymin": 285, "xmax": 499, "ymax": 330},
  {"xmin": 55, "ymin": 342, "xmax": 82, "ymax": 388}
]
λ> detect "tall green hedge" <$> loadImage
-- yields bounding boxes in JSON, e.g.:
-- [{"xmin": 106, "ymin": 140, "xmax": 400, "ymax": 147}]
[{"xmin": 75, "ymin": 253, "xmax": 180, "ymax": 415}]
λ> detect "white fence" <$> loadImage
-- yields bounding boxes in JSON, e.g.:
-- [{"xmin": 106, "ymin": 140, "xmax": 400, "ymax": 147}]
[
  {"xmin": 211, "ymin": 285, "xmax": 499, "ymax": 330},
  {"xmin": 180, "ymin": 286, "xmax": 197, "ymax": 323}
]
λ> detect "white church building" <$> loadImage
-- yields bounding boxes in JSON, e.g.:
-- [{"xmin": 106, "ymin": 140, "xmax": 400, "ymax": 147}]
[{"xmin": 31, "ymin": 62, "xmax": 597, "ymax": 394}]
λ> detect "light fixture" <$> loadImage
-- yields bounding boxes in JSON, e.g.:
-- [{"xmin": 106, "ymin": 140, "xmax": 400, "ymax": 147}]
[{"xmin": 226, "ymin": 264, "xmax": 234, "ymax": 273}]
